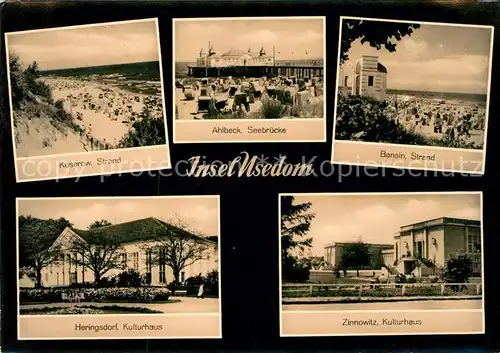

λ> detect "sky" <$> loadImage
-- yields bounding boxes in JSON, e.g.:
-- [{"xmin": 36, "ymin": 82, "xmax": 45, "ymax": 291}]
[
  {"xmin": 287, "ymin": 193, "xmax": 481, "ymax": 257},
  {"xmin": 339, "ymin": 20, "xmax": 493, "ymax": 94},
  {"xmin": 7, "ymin": 19, "xmax": 160, "ymax": 70},
  {"xmin": 18, "ymin": 197, "xmax": 219, "ymax": 237},
  {"xmin": 175, "ymin": 18, "xmax": 324, "ymax": 62}
]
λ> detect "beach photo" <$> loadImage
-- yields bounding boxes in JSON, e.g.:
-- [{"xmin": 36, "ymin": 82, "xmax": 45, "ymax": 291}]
[
  {"xmin": 332, "ymin": 17, "xmax": 493, "ymax": 173},
  {"xmin": 173, "ymin": 17, "xmax": 326, "ymax": 143},
  {"xmin": 280, "ymin": 192, "xmax": 484, "ymax": 336},
  {"xmin": 6, "ymin": 19, "xmax": 171, "ymax": 182},
  {"xmin": 17, "ymin": 196, "xmax": 221, "ymax": 339}
]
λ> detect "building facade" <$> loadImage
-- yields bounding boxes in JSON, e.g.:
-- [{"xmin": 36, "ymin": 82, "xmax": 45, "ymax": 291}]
[
  {"xmin": 351, "ymin": 55, "xmax": 387, "ymax": 100},
  {"xmin": 324, "ymin": 242, "xmax": 393, "ymax": 270},
  {"xmin": 323, "ymin": 217, "xmax": 481, "ymax": 276},
  {"xmin": 40, "ymin": 217, "xmax": 218, "ymax": 287},
  {"xmin": 196, "ymin": 44, "xmax": 275, "ymax": 68},
  {"xmin": 390, "ymin": 217, "xmax": 481, "ymax": 274}
]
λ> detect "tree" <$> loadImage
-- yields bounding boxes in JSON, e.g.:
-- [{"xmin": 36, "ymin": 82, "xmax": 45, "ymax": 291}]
[
  {"xmin": 118, "ymin": 107, "xmax": 166, "ymax": 148},
  {"xmin": 88, "ymin": 220, "xmax": 112, "ymax": 229},
  {"xmin": 442, "ymin": 252, "xmax": 473, "ymax": 285},
  {"xmin": 281, "ymin": 196, "xmax": 315, "ymax": 260},
  {"xmin": 18, "ymin": 215, "xmax": 72, "ymax": 287},
  {"xmin": 142, "ymin": 217, "xmax": 210, "ymax": 283},
  {"xmin": 67, "ymin": 228, "xmax": 124, "ymax": 285},
  {"xmin": 340, "ymin": 240, "xmax": 372, "ymax": 277},
  {"xmin": 203, "ymin": 269, "xmax": 219, "ymax": 296},
  {"xmin": 340, "ymin": 19, "xmax": 421, "ymax": 65},
  {"xmin": 281, "ymin": 196, "xmax": 315, "ymax": 282}
]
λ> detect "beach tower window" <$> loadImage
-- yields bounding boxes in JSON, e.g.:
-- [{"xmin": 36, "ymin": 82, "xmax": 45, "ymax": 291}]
[{"xmin": 368, "ymin": 76, "xmax": 374, "ymax": 87}]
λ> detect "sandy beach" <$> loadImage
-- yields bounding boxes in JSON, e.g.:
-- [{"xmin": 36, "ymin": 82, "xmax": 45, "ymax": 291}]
[
  {"xmin": 44, "ymin": 77, "xmax": 163, "ymax": 147},
  {"xmin": 175, "ymin": 76, "xmax": 324, "ymax": 120},
  {"xmin": 385, "ymin": 94, "xmax": 486, "ymax": 146}
]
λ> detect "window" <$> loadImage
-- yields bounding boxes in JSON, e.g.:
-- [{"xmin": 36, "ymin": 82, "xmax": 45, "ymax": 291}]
[
  {"xmin": 121, "ymin": 253, "xmax": 128, "ymax": 269},
  {"xmin": 468, "ymin": 234, "xmax": 481, "ymax": 253},
  {"xmin": 159, "ymin": 250, "xmax": 166, "ymax": 283},
  {"xmin": 133, "ymin": 252, "xmax": 139, "ymax": 271},
  {"xmin": 45, "ymin": 273, "xmax": 49, "ymax": 282},
  {"xmin": 181, "ymin": 272, "xmax": 185, "ymax": 283},
  {"xmin": 145, "ymin": 251, "xmax": 152, "ymax": 285},
  {"xmin": 368, "ymin": 76, "xmax": 374, "ymax": 87}
]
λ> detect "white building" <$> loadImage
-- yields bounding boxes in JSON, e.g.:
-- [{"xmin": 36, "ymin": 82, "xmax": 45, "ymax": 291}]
[
  {"xmin": 40, "ymin": 217, "xmax": 218, "ymax": 287},
  {"xmin": 196, "ymin": 43, "xmax": 275, "ymax": 68},
  {"xmin": 351, "ymin": 55, "xmax": 387, "ymax": 100}
]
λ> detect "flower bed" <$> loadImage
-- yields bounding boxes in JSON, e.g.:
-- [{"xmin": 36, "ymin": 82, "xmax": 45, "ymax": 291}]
[
  {"xmin": 20, "ymin": 305, "xmax": 164, "ymax": 315},
  {"xmin": 20, "ymin": 287, "xmax": 171, "ymax": 304}
]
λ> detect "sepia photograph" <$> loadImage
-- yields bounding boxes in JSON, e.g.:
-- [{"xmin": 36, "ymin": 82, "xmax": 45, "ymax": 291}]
[
  {"xmin": 6, "ymin": 19, "xmax": 171, "ymax": 182},
  {"xmin": 332, "ymin": 17, "xmax": 493, "ymax": 173},
  {"xmin": 280, "ymin": 192, "xmax": 484, "ymax": 336},
  {"xmin": 17, "ymin": 196, "xmax": 221, "ymax": 340},
  {"xmin": 173, "ymin": 17, "xmax": 326, "ymax": 143}
]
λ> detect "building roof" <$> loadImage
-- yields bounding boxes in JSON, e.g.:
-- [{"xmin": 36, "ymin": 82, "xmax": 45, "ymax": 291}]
[
  {"xmin": 399, "ymin": 217, "xmax": 480, "ymax": 232},
  {"xmin": 221, "ymin": 49, "xmax": 247, "ymax": 57},
  {"xmin": 377, "ymin": 62, "xmax": 387, "ymax": 73},
  {"xmin": 68, "ymin": 217, "xmax": 217, "ymax": 246},
  {"xmin": 324, "ymin": 242, "xmax": 393, "ymax": 248}
]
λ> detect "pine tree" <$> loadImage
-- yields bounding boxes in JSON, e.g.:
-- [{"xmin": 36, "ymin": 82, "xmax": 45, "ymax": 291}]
[{"xmin": 281, "ymin": 196, "xmax": 315, "ymax": 282}]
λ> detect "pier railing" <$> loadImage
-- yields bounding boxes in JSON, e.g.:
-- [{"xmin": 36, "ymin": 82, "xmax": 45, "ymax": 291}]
[{"xmin": 188, "ymin": 65, "xmax": 324, "ymax": 79}]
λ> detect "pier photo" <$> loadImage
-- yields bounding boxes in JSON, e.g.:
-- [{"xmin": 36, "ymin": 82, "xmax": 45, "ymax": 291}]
[
  {"xmin": 6, "ymin": 18, "xmax": 171, "ymax": 182},
  {"xmin": 331, "ymin": 17, "xmax": 493, "ymax": 174},
  {"xmin": 280, "ymin": 192, "xmax": 484, "ymax": 336},
  {"xmin": 173, "ymin": 17, "xmax": 326, "ymax": 143}
]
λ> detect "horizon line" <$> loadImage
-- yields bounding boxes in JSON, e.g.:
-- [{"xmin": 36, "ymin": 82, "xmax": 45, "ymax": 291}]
[
  {"xmin": 35, "ymin": 60, "xmax": 160, "ymax": 72},
  {"xmin": 340, "ymin": 86, "xmax": 487, "ymax": 96}
]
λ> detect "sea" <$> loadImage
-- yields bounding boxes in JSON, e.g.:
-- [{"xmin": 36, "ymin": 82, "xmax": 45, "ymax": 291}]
[
  {"xmin": 40, "ymin": 61, "xmax": 162, "ymax": 96},
  {"xmin": 386, "ymin": 88, "xmax": 487, "ymax": 106}
]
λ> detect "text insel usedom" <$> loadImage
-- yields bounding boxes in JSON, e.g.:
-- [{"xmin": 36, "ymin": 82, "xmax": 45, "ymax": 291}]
[{"xmin": 187, "ymin": 152, "xmax": 314, "ymax": 177}]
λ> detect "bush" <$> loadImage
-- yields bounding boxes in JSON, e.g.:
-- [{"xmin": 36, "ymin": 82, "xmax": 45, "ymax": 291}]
[
  {"xmin": 118, "ymin": 107, "xmax": 166, "ymax": 148},
  {"xmin": 20, "ymin": 287, "xmax": 171, "ymax": 304},
  {"xmin": 260, "ymin": 97, "xmax": 285, "ymax": 119},
  {"xmin": 282, "ymin": 256, "xmax": 310, "ymax": 283},
  {"xmin": 203, "ymin": 269, "xmax": 219, "ymax": 296},
  {"xmin": 116, "ymin": 269, "xmax": 142, "ymax": 288},
  {"xmin": 335, "ymin": 94, "xmax": 423, "ymax": 144}
]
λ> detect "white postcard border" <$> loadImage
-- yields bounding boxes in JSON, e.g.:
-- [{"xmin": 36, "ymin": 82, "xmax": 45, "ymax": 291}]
[
  {"xmin": 278, "ymin": 191, "xmax": 485, "ymax": 336},
  {"xmin": 330, "ymin": 16, "xmax": 494, "ymax": 175},
  {"xmin": 16, "ymin": 195, "xmax": 222, "ymax": 340}
]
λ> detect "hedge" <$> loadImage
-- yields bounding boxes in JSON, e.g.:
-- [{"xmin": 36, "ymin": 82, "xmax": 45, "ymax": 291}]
[{"xmin": 20, "ymin": 287, "xmax": 171, "ymax": 304}]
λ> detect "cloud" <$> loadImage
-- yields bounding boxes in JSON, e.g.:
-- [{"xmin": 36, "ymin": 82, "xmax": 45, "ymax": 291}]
[
  {"xmin": 396, "ymin": 37, "xmax": 429, "ymax": 58},
  {"xmin": 8, "ymin": 22, "xmax": 159, "ymax": 70}
]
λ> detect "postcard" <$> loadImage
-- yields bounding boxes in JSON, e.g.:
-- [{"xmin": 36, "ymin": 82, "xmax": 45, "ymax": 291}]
[{"xmin": 5, "ymin": 18, "xmax": 171, "ymax": 182}]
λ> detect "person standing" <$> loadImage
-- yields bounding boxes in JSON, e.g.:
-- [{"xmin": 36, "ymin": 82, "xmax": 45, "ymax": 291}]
[{"xmin": 197, "ymin": 283, "xmax": 205, "ymax": 299}]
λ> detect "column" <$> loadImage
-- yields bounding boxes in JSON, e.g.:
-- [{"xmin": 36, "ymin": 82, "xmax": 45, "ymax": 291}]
[{"xmin": 410, "ymin": 230, "xmax": 414, "ymax": 256}]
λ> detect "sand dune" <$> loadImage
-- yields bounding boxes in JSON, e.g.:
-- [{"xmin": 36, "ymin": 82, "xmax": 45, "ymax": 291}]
[{"xmin": 14, "ymin": 111, "xmax": 88, "ymax": 158}]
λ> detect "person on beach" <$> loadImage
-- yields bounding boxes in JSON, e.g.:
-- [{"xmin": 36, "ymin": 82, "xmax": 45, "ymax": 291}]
[{"xmin": 197, "ymin": 283, "xmax": 205, "ymax": 299}]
